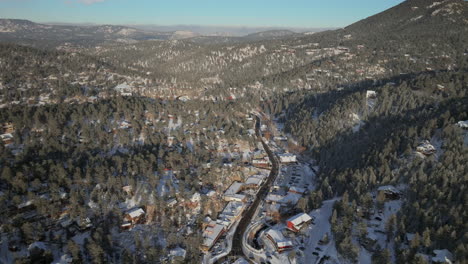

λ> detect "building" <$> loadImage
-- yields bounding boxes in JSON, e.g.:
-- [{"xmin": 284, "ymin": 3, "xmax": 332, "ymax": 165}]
[
  {"xmin": 286, "ymin": 213, "xmax": 313, "ymax": 232},
  {"xmin": 224, "ymin": 193, "xmax": 247, "ymax": 203},
  {"xmin": 201, "ymin": 221, "xmax": 225, "ymax": 252},
  {"xmin": 243, "ymin": 175, "xmax": 266, "ymax": 189},
  {"xmin": 223, "ymin": 182, "xmax": 244, "ymax": 201},
  {"xmin": 219, "ymin": 201, "xmax": 246, "ymax": 226},
  {"xmin": 265, "ymin": 229, "xmax": 294, "ymax": 253},
  {"xmin": 252, "ymin": 158, "xmax": 271, "ymax": 168},
  {"xmin": 288, "ymin": 186, "xmax": 306, "ymax": 195},
  {"xmin": 416, "ymin": 140, "xmax": 436, "ymax": 156},
  {"xmin": 366, "ymin": 90, "xmax": 377, "ymax": 99},
  {"xmin": 377, "ymin": 185, "xmax": 401, "ymax": 200},
  {"xmin": 279, "ymin": 153, "xmax": 297, "ymax": 163},
  {"xmin": 265, "ymin": 194, "xmax": 285, "ymax": 204},
  {"xmin": 123, "ymin": 208, "xmax": 145, "ymax": 226},
  {"xmin": 224, "ymin": 182, "xmax": 243, "ymax": 196},
  {"xmin": 273, "ymin": 136, "xmax": 288, "ymax": 141},
  {"xmin": 167, "ymin": 198, "xmax": 177, "ymax": 208}
]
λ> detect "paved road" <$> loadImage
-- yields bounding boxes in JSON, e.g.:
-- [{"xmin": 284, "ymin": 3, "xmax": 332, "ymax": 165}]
[{"xmin": 228, "ymin": 115, "xmax": 280, "ymax": 260}]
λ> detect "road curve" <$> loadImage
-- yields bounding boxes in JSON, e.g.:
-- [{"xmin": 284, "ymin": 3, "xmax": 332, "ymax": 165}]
[{"xmin": 229, "ymin": 115, "xmax": 280, "ymax": 259}]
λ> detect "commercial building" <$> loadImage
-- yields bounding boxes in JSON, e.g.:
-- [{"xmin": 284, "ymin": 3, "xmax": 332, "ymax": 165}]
[
  {"xmin": 265, "ymin": 229, "xmax": 294, "ymax": 253},
  {"xmin": 286, "ymin": 213, "xmax": 313, "ymax": 232},
  {"xmin": 201, "ymin": 221, "xmax": 226, "ymax": 252},
  {"xmin": 278, "ymin": 153, "xmax": 297, "ymax": 163}
]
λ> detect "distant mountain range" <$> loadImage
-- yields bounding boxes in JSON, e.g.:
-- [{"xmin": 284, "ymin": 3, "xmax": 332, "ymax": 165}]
[
  {"xmin": 129, "ymin": 24, "xmax": 332, "ymax": 36},
  {"xmin": 0, "ymin": 19, "xmax": 332, "ymax": 48}
]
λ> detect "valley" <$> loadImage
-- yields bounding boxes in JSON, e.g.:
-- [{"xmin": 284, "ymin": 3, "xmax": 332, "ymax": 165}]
[{"xmin": 0, "ymin": 0, "xmax": 467, "ymax": 263}]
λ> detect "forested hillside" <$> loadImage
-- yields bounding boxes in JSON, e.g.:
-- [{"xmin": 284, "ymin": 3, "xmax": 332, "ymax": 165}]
[{"xmin": 0, "ymin": 0, "xmax": 466, "ymax": 263}]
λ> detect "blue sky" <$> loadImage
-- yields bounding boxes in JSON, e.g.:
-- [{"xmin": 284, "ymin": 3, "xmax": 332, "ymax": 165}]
[{"xmin": 0, "ymin": 0, "xmax": 405, "ymax": 28}]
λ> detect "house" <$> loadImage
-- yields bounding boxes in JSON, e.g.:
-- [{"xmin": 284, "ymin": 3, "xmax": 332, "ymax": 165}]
[
  {"xmin": 279, "ymin": 153, "xmax": 297, "ymax": 163},
  {"xmin": 167, "ymin": 198, "xmax": 177, "ymax": 208},
  {"xmin": 1, "ymin": 133, "xmax": 13, "ymax": 145},
  {"xmin": 286, "ymin": 213, "xmax": 313, "ymax": 232},
  {"xmin": 2, "ymin": 122, "xmax": 14, "ymax": 133},
  {"xmin": 377, "ymin": 186, "xmax": 401, "ymax": 200},
  {"xmin": 432, "ymin": 249, "xmax": 453, "ymax": 264},
  {"xmin": 273, "ymin": 136, "xmax": 288, "ymax": 141},
  {"xmin": 123, "ymin": 207, "xmax": 145, "ymax": 226},
  {"xmin": 366, "ymin": 90, "xmax": 377, "ymax": 99},
  {"xmin": 416, "ymin": 140, "xmax": 436, "ymax": 156},
  {"xmin": 122, "ymin": 185, "xmax": 133, "ymax": 195},
  {"xmin": 190, "ymin": 192, "xmax": 201, "ymax": 203},
  {"xmin": 289, "ymin": 186, "xmax": 306, "ymax": 195},
  {"xmin": 201, "ymin": 221, "xmax": 225, "ymax": 252},
  {"xmin": 265, "ymin": 229, "xmax": 294, "ymax": 253}
]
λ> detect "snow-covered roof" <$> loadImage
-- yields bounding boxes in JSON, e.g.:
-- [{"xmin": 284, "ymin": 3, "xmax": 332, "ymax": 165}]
[
  {"xmin": 265, "ymin": 229, "xmax": 292, "ymax": 247},
  {"xmin": 377, "ymin": 185, "xmax": 400, "ymax": 194},
  {"xmin": 169, "ymin": 247, "xmax": 187, "ymax": 258},
  {"xmin": 28, "ymin": 241, "xmax": 48, "ymax": 251},
  {"xmin": 126, "ymin": 208, "xmax": 145, "ymax": 219},
  {"xmin": 114, "ymin": 83, "xmax": 131, "ymax": 91},
  {"xmin": 289, "ymin": 186, "xmax": 306, "ymax": 194},
  {"xmin": 205, "ymin": 190, "xmax": 216, "ymax": 197},
  {"xmin": 245, "ymin": 175, "xmax": 265, "ymax": 186},
  {"xmin": 203, "ymin": 221, "xmax": 225, "ymax": 248},
  {"xmin": 190, "ymin": 192, "xmax": 201, "ymax": 202},
  {"xmin": 224, "ymin": 193, "xmax": 247, "ymax": 202},
  {"xmin": 366, "ymin": 90, "xmax": 377, "ymax": 98},
  {"xmin": 219, "ymin": 201, "xmax": 246, "ymax": 220},
  {"xmin": 432, "ymin": 249, "xmax": 453, "ymax": 263},
  {"xmin": 279, "ymin": 153, "xmax": 296, "ymax": 157},
  {"xmin": 287, "ymin": 213, "xmax": 313, "ymax": 227},
  {"xmin": 277, "ymin": 241, "xmax": 294, "ymax": 248},
  {"xmin": 224, "ymin": 181, "xmax": 243, "ymax": 196},
  {"xmin": 266, "ymin": 229, "xmax": 285, "ymax": 242},
  {"xmin": 457, "ymin": 120, "xmax": 468, "ymax": 129},
  {"xmin": 266, "ymin": 193, "xmax": 285, "ymax": 203}
]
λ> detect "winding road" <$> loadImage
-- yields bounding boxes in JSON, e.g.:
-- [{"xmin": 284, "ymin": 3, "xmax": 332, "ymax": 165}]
[{"xmin": 229, "ymin": 115, "xmax": 280, "ymax": 259}]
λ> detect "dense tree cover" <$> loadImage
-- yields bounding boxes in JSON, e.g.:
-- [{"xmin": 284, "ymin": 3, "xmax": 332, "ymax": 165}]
[
  {"xmin": 268, "ymin": 67, "xmax": 467, "ymax": 261},
  {"xmin": 0, "ymin": 95, "xmax": 255, "ymax": 262}
]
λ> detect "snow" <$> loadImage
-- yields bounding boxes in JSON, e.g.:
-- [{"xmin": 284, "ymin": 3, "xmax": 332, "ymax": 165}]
[
  {"xmin": 302, "ymin": 199, "xmax": 341, "ymax": 264},
  {"xmin": 427, "ymin": 1, "xmax": 444, "ymax": 9},
  {"xmin": 126, "ymin": 208, "xmax": 144, "ymax": 219},
  {"xmin": 351, "ymin": 113, "xmax": 365, "ymax": 133},
  {"xmin": 432, "ymin": 249, "xmax": 453, "ymax": 263},
  {"xmin": 411, "ymin": 15, "xmax": 424, "ymax": 22},
  {"xmin": 169, "ymin": 247, "xmax": 187, "ymax": 259},
  {"xmin": 28, "ymin": 241, "xmax": 47, "ymax": 251},
  {"xmin": 53, "ymin": 254, "xmax": 73, "ymax": 264}
]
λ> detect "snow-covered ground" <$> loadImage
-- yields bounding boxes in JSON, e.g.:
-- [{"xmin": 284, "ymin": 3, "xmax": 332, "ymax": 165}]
[{"xmin": 301, "ymin": 198, "xmax": 341, "ymax": 264}]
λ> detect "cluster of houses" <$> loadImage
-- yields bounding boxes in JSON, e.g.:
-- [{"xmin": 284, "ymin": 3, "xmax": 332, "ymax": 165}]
[
  {"xmin": 264, "ymin": 212, "xmax": 313, "ymax": 253},
  {"xmin": 1, "ymin": 122, "xmax": 14, "ymax": 146},
  {"xmin": 201, "ymin": 174, "xmax": 267, "ymax": 252}
]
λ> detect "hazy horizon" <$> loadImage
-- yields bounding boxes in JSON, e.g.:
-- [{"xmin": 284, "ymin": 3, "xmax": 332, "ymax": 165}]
[{"xmin": 0, "ymin": 0, "xmax": 405, "ymax": 28}]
